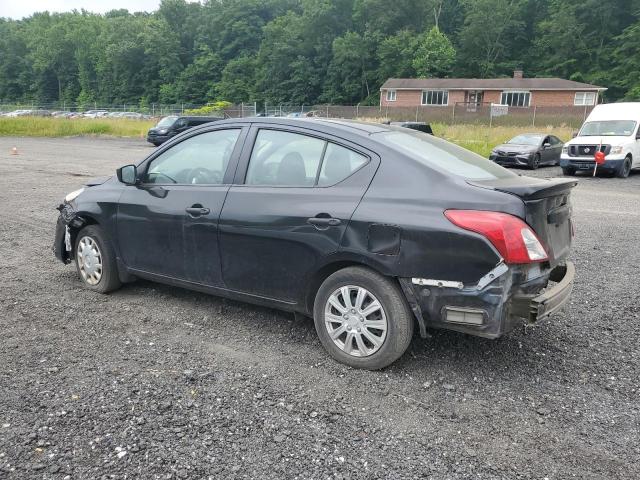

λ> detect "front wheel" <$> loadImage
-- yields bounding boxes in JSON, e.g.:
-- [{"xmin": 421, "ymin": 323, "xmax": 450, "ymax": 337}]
[
  {"xmin": 616, "ymin": 157, "xmax": 632, "ymax": 178},
  {"xmin": 529, "ymin": 153, "xmax": 540, "ymax": 170},
  {"xmin": 74, "ymin": 225, "xmax": 121, "ymax": 293},
  {"xmin": 313, "ymin": 267, "xmax": 414, "ymax": 370}
]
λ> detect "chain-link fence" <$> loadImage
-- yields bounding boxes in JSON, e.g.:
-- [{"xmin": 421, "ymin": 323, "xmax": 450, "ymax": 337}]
[
  {"xmin": 0, "ymin": 102, "xmax": 257, "ymax": 119},
  {"xmin": 1, "ymin": 100, "xmax": 593, "ymax": 128}
]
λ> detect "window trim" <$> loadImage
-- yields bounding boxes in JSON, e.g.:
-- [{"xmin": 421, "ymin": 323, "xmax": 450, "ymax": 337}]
[
  {"xmin": 421, "ymin": 89, "xmax": 449, "ymax": 106},
  {"xmin": 500, "ymin": 90, "xmax": 531, "ymax": 107},
  {"xmin": 386, "ymin": 89, "xmax": 397, "ymax": 102},
  {"xmin": 139, "ymin": 127, "xmax": 246, "ymax": 186},
  {"xmin": 237, "ymin": 126, "xmax": 372, "ymax": 188},
  {"xmin": 574, "ymin": 91, "xmax": 596, "ymax": 106}
]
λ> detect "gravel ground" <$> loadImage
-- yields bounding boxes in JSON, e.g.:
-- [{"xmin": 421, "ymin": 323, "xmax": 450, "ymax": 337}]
[{"xmin": 0, "ymin": 136, "xmax": 638, "ymax": 480}]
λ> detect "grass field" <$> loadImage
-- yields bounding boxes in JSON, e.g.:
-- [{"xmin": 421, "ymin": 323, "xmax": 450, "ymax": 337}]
[
  {"xmin": 0, "ymin": 117, "xmax": 574, "ymax": 157},
  {"xmin": 0, "ymin": 117, "xmax": 155, "ymax": 138}
]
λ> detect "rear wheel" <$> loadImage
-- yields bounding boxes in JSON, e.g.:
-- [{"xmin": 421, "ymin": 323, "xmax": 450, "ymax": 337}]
[
  {"xmin": 561, "ymin": 167, "xmax": 576, "ymax": 176},
  {"xmin": 313, "ymin": 267, "xmax": 413, "ymax": 370},
  {"xmin": 529, "ymin": 153, "xmax": 540, "ymax": 170},
  {"xmin": 74, "ymin": 225, "xmax": 121, "ymax": 293},
  {"xmin": 616, "ymin": 156, "xmax": 632, "ymax": 178}
]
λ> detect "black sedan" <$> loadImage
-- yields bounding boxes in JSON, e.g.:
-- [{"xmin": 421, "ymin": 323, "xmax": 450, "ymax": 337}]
[
  {"xmin": 490, "ymin": 133, "xmax": 564, "ymax": 169},
  {"xmin": 54, "ymin": 118, "xmax": 576, "ymax": 369}
]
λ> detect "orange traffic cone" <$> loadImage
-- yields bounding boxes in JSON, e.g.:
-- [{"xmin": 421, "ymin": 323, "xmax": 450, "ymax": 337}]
[{"xmin": 11, "ymin": 147, "xmax": 18, "ymax": 155}]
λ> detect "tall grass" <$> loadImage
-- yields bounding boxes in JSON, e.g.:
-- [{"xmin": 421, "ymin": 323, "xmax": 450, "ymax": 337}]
[{"xmin": 0, "ymin": 117, "xmax": 155, "ymax": 138}]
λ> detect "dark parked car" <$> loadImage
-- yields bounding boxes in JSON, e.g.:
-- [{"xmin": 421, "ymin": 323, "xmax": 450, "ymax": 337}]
[
  {"xmin": 490, "ymin": 133, "xmax": 563, "ymax": 169},
  {"xmin": 147, "ymin": 115, "xmax": 223, "ymax": 146},
  {"xmin": 54, "ymin": 118, "xmax": 576, "ymax": 369}
]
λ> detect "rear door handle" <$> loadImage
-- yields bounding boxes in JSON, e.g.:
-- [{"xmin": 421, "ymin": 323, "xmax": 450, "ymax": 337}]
[
  {"xmin": 307, "ymin": 217, "xmax": 341, "ymax": 227},
  {"xmin": 185, "ymin": 207, "xmax": 210, "ymax": 217}
]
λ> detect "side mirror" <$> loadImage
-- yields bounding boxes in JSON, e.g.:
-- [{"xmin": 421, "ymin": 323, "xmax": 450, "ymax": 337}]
[
  {"xmin": 543, "ymin": 142, "xmax": 551, "ymax": 149},
  {"xmin": 117, "ymin": 164, "xmax": 138, "ymax": 185},
  {"xmin": 571, "ymin": 131, "xmax": 578, "ymax": 138}
]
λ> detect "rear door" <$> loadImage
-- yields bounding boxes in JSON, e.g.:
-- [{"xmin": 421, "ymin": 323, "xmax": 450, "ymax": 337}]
[{"xmin": 218, "ymin": 125, "xmax": 379, "ymax": 303}]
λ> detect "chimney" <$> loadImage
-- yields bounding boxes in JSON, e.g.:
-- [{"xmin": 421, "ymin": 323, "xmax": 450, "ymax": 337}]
[{"xmin": 513, "ymin": 69, "xmax": 524, "ymax": 79}]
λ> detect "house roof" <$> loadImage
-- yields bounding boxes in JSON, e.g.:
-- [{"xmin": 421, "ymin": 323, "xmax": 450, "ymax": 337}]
[{"xmin": 381, "ymin": 77, "xmax": 607, "ymax": 91}]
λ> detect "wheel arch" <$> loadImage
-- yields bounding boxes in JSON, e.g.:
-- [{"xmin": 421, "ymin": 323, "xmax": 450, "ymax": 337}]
[{"xmin": 303, "ymin": 256, "xmax": 395, "ymax": 314}]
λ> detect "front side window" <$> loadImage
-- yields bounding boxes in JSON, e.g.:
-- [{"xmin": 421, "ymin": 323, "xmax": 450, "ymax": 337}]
[
  {"xmin": 501, "ymin": 91, "xmax": 530, "ymax": 107},
  {"xmin": 422, "ymin": 90, "xmax": 449, "ymax": 106},
  {"xmin": 246, "ymin": 130, "xmax": 326, "ymax": 186},
  {"xmin": 574, "ymin": 92, "xmax": 596, "ymax": 106},
  {"xmin": 144, "ymin": 129, "xmax": 240, "ymax": 185},
  {"xmin": 386, "ymin": 90, "xmax": 396, "ymax": 101}
]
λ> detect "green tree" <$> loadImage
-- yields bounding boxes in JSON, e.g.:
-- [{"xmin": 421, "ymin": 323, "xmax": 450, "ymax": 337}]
[
  {"xmin": 457, "ymin": 0, "xmax": 526, "ymax": 77},
  {"xmin": 412, "ymin": 27, "xmax": 456, "ymax": 78}
]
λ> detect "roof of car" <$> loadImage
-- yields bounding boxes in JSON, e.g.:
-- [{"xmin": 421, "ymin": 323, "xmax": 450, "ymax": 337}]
[{"xmin": 215, "ymin": 117, "xmax": 393, "ymax": 136}]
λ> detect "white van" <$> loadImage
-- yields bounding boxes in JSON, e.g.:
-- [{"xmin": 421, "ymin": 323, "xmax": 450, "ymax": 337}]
[{"xmin": 560, "ymin": 102, "xmax": 640, "ymax": 177}]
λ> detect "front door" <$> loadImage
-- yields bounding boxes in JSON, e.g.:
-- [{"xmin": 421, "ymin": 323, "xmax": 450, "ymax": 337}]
[
  {"xmin": 218, "ymin": 126, "xmax": 378, "ymax": 304},
  {"xmin": 116, "ymin": 128, "xmax": 244, "ymax": 285}
]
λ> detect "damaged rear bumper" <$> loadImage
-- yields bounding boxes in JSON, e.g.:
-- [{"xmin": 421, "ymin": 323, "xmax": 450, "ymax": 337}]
[{"xmin": 399, "ymin": 261, "xmax": 575, "ymax": 339}]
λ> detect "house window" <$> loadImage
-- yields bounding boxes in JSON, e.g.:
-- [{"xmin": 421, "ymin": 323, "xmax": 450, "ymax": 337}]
[
  {"xmin": 574, "ymin": 92, "xmax": 596, "ymax": 106},
  {"xmin": 386, "ymin": 90, "xmax": 396, "ymax": 102},
  {"xmin": 500, "ymin": 91, "xmax": 530, "ymax": 107},
  {"xmin": 421, "ymin": 90, "xmax": 449, "ymax": 106}
]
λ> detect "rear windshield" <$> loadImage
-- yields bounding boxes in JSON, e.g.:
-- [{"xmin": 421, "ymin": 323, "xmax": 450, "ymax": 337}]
[
  {"xmin": 579, "ymin": 120, "xmax": 637, "ymax": 136},
  {"xmin": 375, "ymin": 129, "xmax": 516, "ymax": 180},
  {"xmin": 157, "ymin": 116, "xmax": 178, "ymax": 128}
]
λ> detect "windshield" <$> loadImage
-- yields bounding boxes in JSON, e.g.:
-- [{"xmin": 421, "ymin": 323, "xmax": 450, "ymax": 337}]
[
  {"xmin": 507, "ymin": 134, "xmax": 542, "ymax": 146},
  {"xmin": 579, "ymin": 120, "xmax": 637, "ymax": 137},
  {"xmin": 376, "ymin": 129, "xmax": 516, "ymax": 180},
  {"xmin": 156, "ymin": 116, "xmax": 178, "ymax": 128}
]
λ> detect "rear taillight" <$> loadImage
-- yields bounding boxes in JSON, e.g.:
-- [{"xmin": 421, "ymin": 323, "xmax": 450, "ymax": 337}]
[{"xmin": 444, "ymin": 210, "xmax": 548, "ymax": 264}]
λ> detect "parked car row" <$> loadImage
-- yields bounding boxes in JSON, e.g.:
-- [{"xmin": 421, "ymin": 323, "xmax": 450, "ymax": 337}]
[
  {"xmin": 488, "ymin": 103, "xmax": 639, "ymax": 178},
  {"xmin": 0, "ymin": 109, "xmax": 151, "ymax": 119}
]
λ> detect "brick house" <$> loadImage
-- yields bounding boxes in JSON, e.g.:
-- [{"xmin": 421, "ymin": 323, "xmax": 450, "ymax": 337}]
[{"xmin": 380, "ymin": 70, "xmax": 606, "ymax": 109}]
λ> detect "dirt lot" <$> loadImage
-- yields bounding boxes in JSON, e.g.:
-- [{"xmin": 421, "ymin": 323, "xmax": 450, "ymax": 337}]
[{"xmin": 0, "ymin": 136, "xmax": 638, "ymax": 479}]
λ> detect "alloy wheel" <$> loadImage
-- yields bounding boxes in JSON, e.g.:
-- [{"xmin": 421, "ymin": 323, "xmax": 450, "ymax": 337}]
[{"xmin": 324, "ymin": 285, "xmax": 388, "ymax": 357}]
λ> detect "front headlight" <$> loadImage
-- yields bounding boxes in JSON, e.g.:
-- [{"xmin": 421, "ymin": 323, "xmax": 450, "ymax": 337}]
[
  {"xmin": 158, "ymin": 129, "xmax": 168, "ymax": 134},
  {"xmin": 64, "ymin": 188, "xmax": 84, "ymax": 202},
  {"xmin": 610, "ymin": 146, "xmax": 624, "ymax": 154},
  {"xmin": 562, "ymin": 146, "xmax": 568, "ymax": 154}
]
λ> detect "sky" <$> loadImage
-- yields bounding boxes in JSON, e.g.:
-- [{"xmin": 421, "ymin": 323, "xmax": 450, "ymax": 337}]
[{"xmin": 0, "ymin": 1, "xmax": 165, "ymax": 19}]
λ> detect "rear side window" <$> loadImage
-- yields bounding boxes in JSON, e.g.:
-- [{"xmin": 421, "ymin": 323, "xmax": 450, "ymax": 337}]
[
  {"xmin": 246, "ymin": 130, "xmax": 326, "ymax": 186},
  {"xmin": 318, "ymin": 143, "xmax": 368, "ymax": 186},
  {"xmin": 376, "ymin": 129, "xmax": 516, "ymax": 180}
]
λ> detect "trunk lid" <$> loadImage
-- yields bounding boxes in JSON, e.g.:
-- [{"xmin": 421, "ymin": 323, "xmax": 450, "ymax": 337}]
[{"xmin": 468, "ymin": 177, "xmax": 577, "ymax": 265}]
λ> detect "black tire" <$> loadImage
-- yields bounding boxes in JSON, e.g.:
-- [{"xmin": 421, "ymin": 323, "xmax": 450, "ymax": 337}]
[
  {"xmin": 313, "ymin": 266, "xmax": 414, "ymax": 370},
  {"xmin": 561, "ymin": 167, "xmax": 576, "ymax": 176},
  {"xmin": 616, "ymin": 156, "xmax": 632, "ymax": 178},
  {"xmin": 74, "ymin": 225, "xmax": 122, "ymax": 293},
  {"xmin": 530, "ymin": 153, "xmax": 540, "ymax": 170}
]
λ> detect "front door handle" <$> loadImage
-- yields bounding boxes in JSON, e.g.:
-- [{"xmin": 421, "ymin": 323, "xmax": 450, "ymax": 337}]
[
  {"xmin": 185, "ymin": 207, "xmax": 210, "ymax": 217},
  {"xmin": 307, "ymin": 217, "xmax": 341, "ymax": 227}
]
